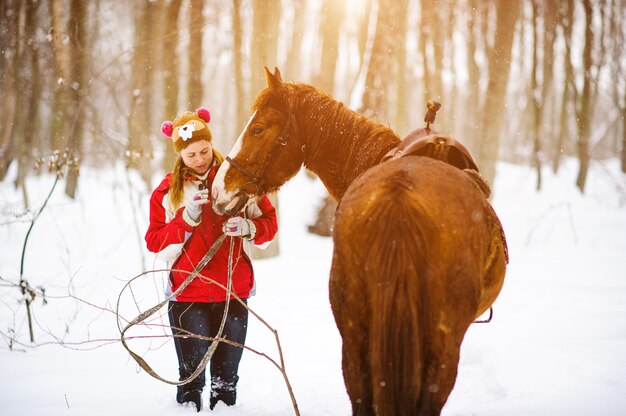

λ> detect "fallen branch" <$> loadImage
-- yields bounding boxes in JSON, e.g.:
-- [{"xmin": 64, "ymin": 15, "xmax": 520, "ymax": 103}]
[{"xmin": 116, "ymin": 242, "xmax": 300, "ymax": 415}]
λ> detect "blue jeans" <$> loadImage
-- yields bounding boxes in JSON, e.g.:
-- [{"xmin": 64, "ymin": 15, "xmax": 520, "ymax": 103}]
[{"xmin": 168, "ymin": 299, "xmax": 248, "ymax": 395}]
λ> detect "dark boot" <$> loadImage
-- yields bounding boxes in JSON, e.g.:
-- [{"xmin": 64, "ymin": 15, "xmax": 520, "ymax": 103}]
[
  {"xmin": 180, "ymin": 389, "xmax": 202, "ymax": 412},
  {"xmin": 209, "ymin": 388, "xmax": 236, "ymax": 410},
  {"xmin": 209, "ymin": 379, "xmax": 237, "ymax": 410}
]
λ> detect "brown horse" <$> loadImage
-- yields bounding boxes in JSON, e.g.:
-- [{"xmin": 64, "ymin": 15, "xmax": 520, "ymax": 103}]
[{"xmin": 212, "ymin": 67, "xmax": 507, "ymax": 416}]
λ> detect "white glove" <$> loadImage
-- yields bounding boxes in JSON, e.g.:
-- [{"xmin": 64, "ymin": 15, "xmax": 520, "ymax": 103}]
[
  {"xmin": 223, "ymin": 216, "xmax": 254, "ymax": 238},
  {"xmin": 185, "ymin": 189, "xmax": 210, "ymax": 221}
]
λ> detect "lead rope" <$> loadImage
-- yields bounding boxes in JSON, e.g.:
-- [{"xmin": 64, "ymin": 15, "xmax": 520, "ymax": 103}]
[{"xmin": 119, "ymin": 234, "xmax": 234, "ymax": 385}]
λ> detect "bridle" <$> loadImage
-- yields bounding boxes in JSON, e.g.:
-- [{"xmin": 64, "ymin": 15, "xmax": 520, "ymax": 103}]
[{"xmin": 224, "ymin": 103, "xmax": 298, "ymax": 212}]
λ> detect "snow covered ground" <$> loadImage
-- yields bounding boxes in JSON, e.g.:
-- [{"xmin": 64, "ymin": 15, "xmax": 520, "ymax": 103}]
[{"xmin": 1, "ymin": 157, "xmax": 625, "ymax": 415}]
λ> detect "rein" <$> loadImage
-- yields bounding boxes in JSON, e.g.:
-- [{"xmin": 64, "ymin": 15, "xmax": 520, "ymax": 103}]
[
  {"xmin": 120, "ymin": 234, "xmax": 234, "ymax": 385},
  {"xmin": 473, "ymin": 307, "xmax": 493, "ymax": 324},
  {"xmin": 225, "ymin": 104, "xmax": 298, "ymax": 205}
]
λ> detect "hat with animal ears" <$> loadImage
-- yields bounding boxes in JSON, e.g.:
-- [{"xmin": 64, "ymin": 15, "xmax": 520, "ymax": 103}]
[{"xmin": 161, "ymin": 107, "xmax": 212, "ymax": 153}]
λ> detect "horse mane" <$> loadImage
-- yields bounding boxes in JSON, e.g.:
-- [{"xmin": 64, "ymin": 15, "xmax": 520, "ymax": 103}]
[{"xmin": 254, "ymin": 82, "xmax": 402, "ymax": 199}]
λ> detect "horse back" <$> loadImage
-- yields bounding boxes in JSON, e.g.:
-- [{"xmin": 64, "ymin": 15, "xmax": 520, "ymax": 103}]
[
  {"xmin": 336, "ymin": 156, "xmax": 497, "ymax": 299},
  {"xmin": 330, "ymin": 156, "xmax": 506, "ymax": 415}
]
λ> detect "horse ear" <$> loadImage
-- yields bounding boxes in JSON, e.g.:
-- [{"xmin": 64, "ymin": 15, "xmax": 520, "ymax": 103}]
[
  {"xmin": 265, "ymin": 66, "xmax": 283, "ymax": 92},
  {"xmin": 273, "ymin": 67, "xmax": 283, "ymax": 82}
]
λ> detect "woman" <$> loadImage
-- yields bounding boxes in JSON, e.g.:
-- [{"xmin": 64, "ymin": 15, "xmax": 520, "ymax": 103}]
[{"xmin": 145, "ymin": 107, "xmax": 278, "ymax": 411}]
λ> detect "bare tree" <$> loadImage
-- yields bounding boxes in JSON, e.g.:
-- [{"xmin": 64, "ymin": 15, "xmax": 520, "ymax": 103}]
[
  {"xmin": 463, "ymin": 0, "xmax": 488, "ymax": 154},
  {"xmin": 232, "ymin": 0, "xmax": 246, "ymax": 133},
  {"xmin": 49, "ymin": 0, "xmax": 70, "ymax": 154},
  {"xmin": 64, "ymin": 0, "xmax": 88, "ymax": 198},
  {"xmin": 554, "ymin": 0, "xmax": 575, "ymax": 173},
  {"xmin": 284, "ymin": 0, "xmax": 307, "ymax": 83},
  {"xmin": 308, "ymin": 0, "xmax": 346, "ymax": 237},
  {"xmin": 250, "ymin": 0, "xmax": 281, "ymax": 97},
  {"xmin": 420, "ymin": 0, "xmax": 444, "ymax": 112},
  {"xmin": 248, "ymin": 0, "xmax": 281, "ymax": 258},
  {"xmin": 394, "ymin": 0, "xmax": 409, "ymax": 135},
  {"xmin": 361, "ymin": 0, "xmax": 406, "ymax": 125},
  {"xmin": 614, "ymin": 2, "xmax": 626, "ymax": 172},
  {"xmin": 475, "ymin": 0, "xmax": 520, "ymax": 184},
  {"xmin": 0, "ymin": 1, "xmax": 21, "ymax": 180},
  {"xmin": 161, "ymin": 0, "xmax": 183, "ymax": 172},
  {"xmin": 128, "ymin": 1, "xmax": 157, "ymax": 193},
  {"xmin": 18, "ymin": 0, "xmax": 44, "ymax": 204},
  {"xmin": 316, "ymin": 0, "xmax": 345, "ymax": 94},
  {"xmin": 530, "ymin": 0, "xmax": 542, "ymax": 190},
  {"xmin": 574, "ymin": 0, "xmax": 594, "ymax": 192},
  {"xmin": 187, "ymin": 0, "xmax": 204, "ymax": 108}
]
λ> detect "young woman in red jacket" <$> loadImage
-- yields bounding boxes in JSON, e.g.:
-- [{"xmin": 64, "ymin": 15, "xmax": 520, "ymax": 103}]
[{"xmin": 145, "ymin": 107, "xmax": 278, "ymax": 411}]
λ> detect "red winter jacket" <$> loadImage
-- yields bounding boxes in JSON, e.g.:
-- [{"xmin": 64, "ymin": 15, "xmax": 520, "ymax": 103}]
[{"xmin": 145, "ymin": 165, "xmax": 278, "ymax": 303}]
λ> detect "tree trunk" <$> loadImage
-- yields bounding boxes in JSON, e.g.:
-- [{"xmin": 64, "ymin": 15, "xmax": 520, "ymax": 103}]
[
  {"xmin": 531, "ymin": 0, "xmax": 542, "ymax": 190},
  {"xmin": 420, "ymin": 1, "xmax": 441, "ymax": 106},
  {"xmin": 64, "ymin": 0, "xmax": 87, "ymax": 198},
  {"xmin": 476, "ymin": 0, "xmax": 520, "ymax": 184},
  {"xmin": 161, "ymin": 0, "xmax": 182, "ymax": 173},
  {"xmin": 541, "ymin": 1, "xmax": 557, "ymax": 139},
  {"xmin": 187, "ymin": 0, "xmax": 204, "ymax": 108},
  {"xmin": 575, "ymin": 0, "xmax": 594, "ymax": 193},
  {"xmin": 284, "ymin": 0, "xmax": 307, "ymax": 83},
  {"xmin": 128, "ymin": 0, "xmax": 156, "ymax": 193},
  {"xmin": 232, "ymin": 0, "xmax": 246, "ymax": 133},
  {"xmin": 308, "ymin": 196, "xmax": 337, "ymax": 237},
  {"xmin": 394, "ymin": 0, "xmax": 409, "ymax": 135},
  {"xmin": 346, "ymin": 0, "xmax": 372, "ymax": 106},
  {"xmin": 250, "ymin": 0, "xmax": 280, "ymax": 97},
  {"xmin": 14, "ymin": 0, "xmax": 28, "ymax": 192},
  {"xmin": 622, "ymin": 107, "xmax": 626, "ymax": 173},
  {"xmin": 445, "ymin": 5, "xmax": 458, "ymax": 134},
  {"xmin": 361, "ymin": 0, "xmax": 404, "ymax": 124},
  {"xmin": 49, "ymin": 0, "xmax": 72, "ymax": 153},
  {"xmin": 316, "ymin": 0, "xmax": 345, "ymax": 94},
  {"xmin": 308, "ymin": 0, "xmax": 346, "ymax": 237},
  {"xmin": 0, "ymin": 0, "xmax": 20, "ymax": 180},
  {"xmin": 16, "ymin": 0, "xmax": 43, "ymax": 206},
  {"xmin": 464, "ymin": 0, "xmax": 482, "ymax": 154},
  {"xmin": 554, "ymin": 0, "xmax": 575, "ymax": 174},
  {"xmin": 249, "ymin": 0, "xmax": 281, "ymax": 258}
]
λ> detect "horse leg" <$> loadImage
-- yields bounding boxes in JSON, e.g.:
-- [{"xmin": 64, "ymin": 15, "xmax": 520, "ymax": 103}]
[
  {"xmin": 340, "ymin": 325, "xmax": 374, "ymax": 416},
  {"xmin": 329, "ymin": 256, "xmax": 374, "ymax": 416},
  {"xmin": 417, "ymin": 331, "xmax": 466, "ymax": 416}
]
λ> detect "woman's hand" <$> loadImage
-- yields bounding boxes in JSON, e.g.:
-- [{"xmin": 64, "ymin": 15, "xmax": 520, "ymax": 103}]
[
  {"xmin": 223, "ymin": 216, "xmax": 255, "ymax": 238},
  {"xmin": 186, "ymin": 189, "xmax": 210, "ymax": 221}
]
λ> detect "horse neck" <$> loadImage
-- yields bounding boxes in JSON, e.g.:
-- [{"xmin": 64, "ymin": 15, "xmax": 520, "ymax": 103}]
[{"xmin": 295, "ymin": 88, "xmax": 401, "ymax": 200}]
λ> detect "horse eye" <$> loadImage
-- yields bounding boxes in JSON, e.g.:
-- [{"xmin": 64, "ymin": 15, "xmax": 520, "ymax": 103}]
[{"xmin": 251, "ymin": 126, "xmax": 264, "ymax": 136}]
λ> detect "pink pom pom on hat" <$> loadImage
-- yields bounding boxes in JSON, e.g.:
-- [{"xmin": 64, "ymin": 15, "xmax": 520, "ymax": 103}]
[
  {"xmin": 196, "ymin": 107, "xmax": 211, "ymax": 123},
  {"xmin": 161, "ymin": 121, "xmax": 174, "ymax": 138}
]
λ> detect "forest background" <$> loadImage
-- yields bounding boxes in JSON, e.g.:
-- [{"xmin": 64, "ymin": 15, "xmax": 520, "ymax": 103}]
[{"xmin": 1, "ymin": 0, "xmax": 625, "ymax": 208}]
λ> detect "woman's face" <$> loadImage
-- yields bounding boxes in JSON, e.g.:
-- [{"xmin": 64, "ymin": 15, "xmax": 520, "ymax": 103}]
[{"xmin": 180, "ymin": 140, "xmax": 214, "ymax": 175}]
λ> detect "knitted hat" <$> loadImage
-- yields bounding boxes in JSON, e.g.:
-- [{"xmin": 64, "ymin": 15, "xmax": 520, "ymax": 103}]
[{"xmin": 161, "ymin": 107, "xmax": 212, "ymax": 152}]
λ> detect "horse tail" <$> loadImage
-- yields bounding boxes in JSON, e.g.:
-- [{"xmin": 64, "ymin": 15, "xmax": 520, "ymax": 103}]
[{"xmin": 364, "ymin": 175, "xmax": 430, "ymax": 415}]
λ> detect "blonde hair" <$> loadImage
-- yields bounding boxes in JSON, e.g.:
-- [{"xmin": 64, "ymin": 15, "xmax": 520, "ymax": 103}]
[{"xmin": 168, "ymin": 148, "xmax": 224, "ymax": 210}]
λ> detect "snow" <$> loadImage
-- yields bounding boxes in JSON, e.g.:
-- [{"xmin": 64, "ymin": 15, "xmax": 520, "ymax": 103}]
[{"xmin": 1, "ymin": 157, "xmax": 625, "ymax": 415}]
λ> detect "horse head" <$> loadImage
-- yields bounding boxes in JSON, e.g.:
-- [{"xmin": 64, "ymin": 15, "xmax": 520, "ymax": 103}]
[{"xmin": 212, "ymin": 67, "xmax": 304, "ymax": 216}]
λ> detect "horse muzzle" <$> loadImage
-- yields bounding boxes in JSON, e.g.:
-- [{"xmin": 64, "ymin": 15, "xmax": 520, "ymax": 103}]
[{"xmin": 212, "ymin": 192, "xmax": 250, "ymax": 217}]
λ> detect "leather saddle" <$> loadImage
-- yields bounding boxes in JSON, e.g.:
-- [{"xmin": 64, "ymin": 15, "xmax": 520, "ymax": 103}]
[
  {"xmin": 383, "ymin": 127, "xmax": 479, "ymax": 172},
  {"xmin": 383, "ymin": 125, "xmax": 507, "ymax": 264}
]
